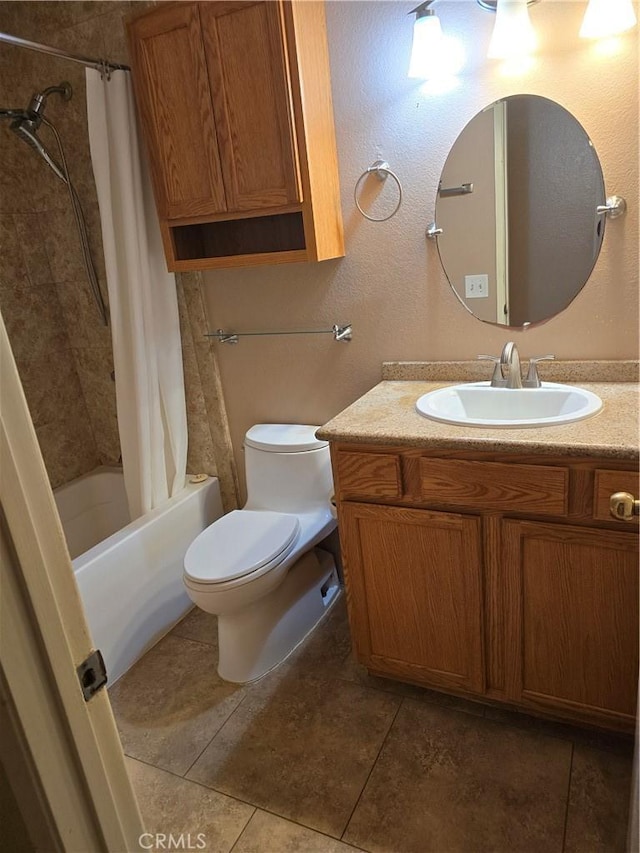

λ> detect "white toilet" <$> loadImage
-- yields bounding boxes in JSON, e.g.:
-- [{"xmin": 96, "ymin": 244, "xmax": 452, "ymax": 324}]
[{"xmin": 183, "ymin": 424, "xmax": 340, "ymax": 683}]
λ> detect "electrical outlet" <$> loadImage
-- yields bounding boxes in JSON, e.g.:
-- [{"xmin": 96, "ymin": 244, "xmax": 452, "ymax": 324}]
[{"xmin": 465, "ymin": 274, "xmax": 489, "ymax": 299}]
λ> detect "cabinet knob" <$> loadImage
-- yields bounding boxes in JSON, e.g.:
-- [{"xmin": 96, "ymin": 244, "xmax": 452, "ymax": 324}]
[{"xmin": 610, "ymin": 492, "xmax": 640, "ymax": 521}]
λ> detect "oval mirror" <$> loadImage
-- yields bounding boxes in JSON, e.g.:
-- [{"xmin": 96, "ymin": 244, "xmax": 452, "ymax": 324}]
[{"xmin": 435, "ymin": 95, "xmax": 606, "ymax": 328}]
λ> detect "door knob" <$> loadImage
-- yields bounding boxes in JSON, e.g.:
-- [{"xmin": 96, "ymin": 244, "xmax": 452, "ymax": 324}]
[{"xmin": 609, "ymin": 492, "xmax": 640, "ymax": 521}]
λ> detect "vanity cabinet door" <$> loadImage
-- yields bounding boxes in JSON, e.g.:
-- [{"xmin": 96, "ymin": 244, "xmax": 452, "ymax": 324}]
[
  {"xmin": 502, "ymin": 519, "xmax": 639, "ymax": 729},
  {"xmin": 340, "ymin": 502, "xmax": 484, "ymax": 695}
]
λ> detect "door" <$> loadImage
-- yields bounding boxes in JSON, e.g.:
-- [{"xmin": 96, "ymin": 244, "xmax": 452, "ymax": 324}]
[
  {"xmin": 503, "ymin": 519, "xmax": 639, "ymax": 727},
  {"xmin": 340, "ymin": 502, "xmax": 484, "ymax": 695},
  {"xmin": 128, "ymin": 2, "xmax": 228, "ymax": 219},
  {"xmin": 0, "ymin": 313, "xmax": 144, "ymax": 850},
  {"xmin": 199, "ymin": 0, "xmax": 301, "ymax": 211}
]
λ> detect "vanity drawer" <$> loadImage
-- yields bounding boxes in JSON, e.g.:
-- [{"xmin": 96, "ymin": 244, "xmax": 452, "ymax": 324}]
[
  {"xmin": 594, "ymin": 469, "xmax": 640, "ymax": 525},
  {"xmin": 419, "ymin": 458, "xmax": 568, "ymax": 517},
  {"xmin": 335, "ymin": 451, "xmax": 402, "ymax": 500}
]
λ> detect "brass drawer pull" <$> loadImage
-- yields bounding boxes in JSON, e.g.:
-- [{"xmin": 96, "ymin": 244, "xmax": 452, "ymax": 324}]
[{"xmin": 610, "ymin": 492, "xmax": 640, "ymax": 521}]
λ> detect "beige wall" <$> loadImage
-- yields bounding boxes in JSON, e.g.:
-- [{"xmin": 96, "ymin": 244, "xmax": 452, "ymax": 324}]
[{"xmin": 201, "ymin": 1, "xmax": 639, "ymax": 485}]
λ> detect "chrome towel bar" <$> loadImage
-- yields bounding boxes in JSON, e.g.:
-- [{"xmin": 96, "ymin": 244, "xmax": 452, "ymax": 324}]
[
  {"xmin": 438, "ymin": 182, "xmax": 474, "ymax": 197},
  {"xmin": 205, "ymin": 324, "xmax": 352, "ymax": 344}
]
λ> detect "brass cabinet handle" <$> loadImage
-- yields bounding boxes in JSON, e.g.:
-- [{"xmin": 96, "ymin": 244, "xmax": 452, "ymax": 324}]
[{"xmin": 610, "ymin": 492, "xmax": 640, "ymax": 521}]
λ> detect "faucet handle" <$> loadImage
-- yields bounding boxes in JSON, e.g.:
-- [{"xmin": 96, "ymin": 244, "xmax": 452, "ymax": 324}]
[
  {"xmin": 477, "ymin": 355, "xmax": 505, "ymax": 387},
  {"xmin": 525, "ymin": 355, "xmax": 555, "ymax": 388}
]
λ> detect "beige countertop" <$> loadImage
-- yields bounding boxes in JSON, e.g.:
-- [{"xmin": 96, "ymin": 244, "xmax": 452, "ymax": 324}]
[{"xmin": 318, "ymin": 369, "xmax": 639, "ymax": 461}]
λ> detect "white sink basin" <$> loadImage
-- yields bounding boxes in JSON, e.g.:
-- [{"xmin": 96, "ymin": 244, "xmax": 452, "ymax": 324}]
[{"xmin": 416, "ymin": 382, "xmax": 603, "ymax": 428}]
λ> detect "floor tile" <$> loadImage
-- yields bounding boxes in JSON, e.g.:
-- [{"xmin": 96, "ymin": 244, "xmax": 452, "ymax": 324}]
[
  {"xmin": 109, "ymin": 634, "xmax": 245, "ymax": 775},
  {"xmin": 344, "ymin": 697, "xmax": 572, "ymax": 853},
  {"xmin": 171, "ymin": 606, "xmax": 219, "ymax": 648},
  {"xmin": 186, "ymin": 674, "xmax": 400, "ymax": 838},
  {"xmin": 126, "ymin": 757, "xmax": 253, "ymax": 853},
  {"xmin": 232, "ymin": 809, "xmax": 365, "ymax": 853},
  {"xmin": 564, "ymin": 743, "xmax": 634, "ymax": 853}
]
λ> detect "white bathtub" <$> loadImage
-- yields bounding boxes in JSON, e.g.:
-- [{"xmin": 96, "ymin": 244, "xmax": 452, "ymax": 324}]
[{"xmin": 54, "ymin": 467, "xmax": 223, "ymax": 684}]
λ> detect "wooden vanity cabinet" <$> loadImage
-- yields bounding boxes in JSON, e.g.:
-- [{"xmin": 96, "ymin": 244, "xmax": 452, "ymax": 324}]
[
  {"xmin": 341, "ymin": 503, "xmax": 484, "ymax": 695},
  {"xmin": 332, "ymin": 445, "xmax": 639, "ymax": 732},
  {"xmin": 502, "ymin": 520, "xmax": 638, "ymax": 726},
  {"xmin": 127, "ymin": 1, "xmax": 343, "ymax": 270}
]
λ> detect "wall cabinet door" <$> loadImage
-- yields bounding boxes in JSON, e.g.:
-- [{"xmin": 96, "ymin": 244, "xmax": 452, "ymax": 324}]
[
  {"xmin": 340, "ymin": 502, "xmax": 484, "ymax": 695},
  {"xmin": 503, "ymin": 519, "xmax": 639, "ymax": 727},
  {"xmin": 199, "ymin": 1, "xmax": 301, "ymax": 211},
  {"xmin": 128, "ymin": 2, "xmax": 228, "ymax": 219}
]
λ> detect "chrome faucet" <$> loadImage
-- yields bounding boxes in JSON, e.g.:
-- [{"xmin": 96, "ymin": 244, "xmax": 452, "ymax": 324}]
[
  {"xmin": 478, "ymin": 344, "xmax": 555, "ymax": 388},
  {"xmin": 500, "ymin": 341, "xmax": 522, "ymax": 388},
  {"xmin": 524, "ymin": 354, "xmax": 555, "ymax": 388}
]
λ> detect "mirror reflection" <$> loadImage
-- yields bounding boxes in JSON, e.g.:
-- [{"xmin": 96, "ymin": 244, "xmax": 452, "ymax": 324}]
[{"xmin": 436, "ymin": 95, "xmax": 605, "ymax": 328}]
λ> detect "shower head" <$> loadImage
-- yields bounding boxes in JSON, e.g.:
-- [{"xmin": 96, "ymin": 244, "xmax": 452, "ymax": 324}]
[
  {"xmin": 0, "ymin": 81, "xmax": 72, "ymax": 128},
  {"xmin": 0, "ymin": 82, "xmax": 73, "ymax": 183},
  {"xmin": 10, "ymin": 120, "xmax": 67, "ymax": 183},
  {"xmin": 27, "ymin": 81, "xmax": 72, "ymax": 128}
]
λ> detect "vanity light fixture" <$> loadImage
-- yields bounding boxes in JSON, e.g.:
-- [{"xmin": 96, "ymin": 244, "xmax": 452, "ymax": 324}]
[
  {"xmin": 579, "ymin": 0, "xmax": 637, "ymax": 39},
  {"xmin": 408, "ymin": 1, "xmax": 445, "ymax": 78},
  {"xmin": 408, "ymin": 1, "xmax": 464, "ymax": 80},
  {"xmin": 484, "ymin": 0, "xmax": 538, "ymax": 59}
]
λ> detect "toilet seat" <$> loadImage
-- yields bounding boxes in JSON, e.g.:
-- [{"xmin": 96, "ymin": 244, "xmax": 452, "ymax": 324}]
[
  {"xmin": 244, "ymin": 423, "xmax": 328, "ymax": 452},
  {"xmin": 184, "ymin": 510, "xmax": 300, "ymax": 586}
]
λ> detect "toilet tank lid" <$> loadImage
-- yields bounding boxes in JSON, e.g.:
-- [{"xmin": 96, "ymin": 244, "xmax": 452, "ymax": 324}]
[{"xmin": 244, "ymin": 424, "xmax": 328, "ymax": 452}]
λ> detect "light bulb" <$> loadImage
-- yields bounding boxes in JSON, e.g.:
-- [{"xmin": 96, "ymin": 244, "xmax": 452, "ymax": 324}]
[
  {"xmin": 408, "ymin": 11, "xmax": 465, "ymax": 80},
  {"xmin": 409, "ymin": 14, "xmax": 444, "ymax": 78},
  {"xmin": 580, "ymin": 0, "xmax": 637, "ymax": 39},
  {"xmin": 488, "ymin": 0, "xmax": 537, "ymax": 60}
]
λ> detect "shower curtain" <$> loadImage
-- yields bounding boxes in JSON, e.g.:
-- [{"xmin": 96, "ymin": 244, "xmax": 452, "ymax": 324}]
[{"xmin": 85, "ymin": 69, "xmax": 187, "ymax": 520}]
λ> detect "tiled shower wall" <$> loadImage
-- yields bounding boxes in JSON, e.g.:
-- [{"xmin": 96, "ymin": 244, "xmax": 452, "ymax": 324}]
[
  {"xmin": 177, "ymin": 270, "xmax": 239, "ymax": 513},
  {"xmin": 0, "ymin": 2, "xmax": 124, "ymax": 487},
  {"xmin": 0, "ymin": 1, "xmax": 237, "ymax": 507}
]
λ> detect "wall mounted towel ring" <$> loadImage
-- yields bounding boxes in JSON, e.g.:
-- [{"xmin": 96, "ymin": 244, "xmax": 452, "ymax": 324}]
[{"xmin": 354, "ymin": 159, "xmax": 403, "ymax": 222}]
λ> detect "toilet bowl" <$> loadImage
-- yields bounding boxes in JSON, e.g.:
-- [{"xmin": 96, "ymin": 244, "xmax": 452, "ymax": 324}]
[{"xmin": 183, "ymin": 424, "xmax": 340, "ymax": 683}]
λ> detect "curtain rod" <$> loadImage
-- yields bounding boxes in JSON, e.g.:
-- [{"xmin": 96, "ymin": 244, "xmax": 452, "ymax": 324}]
[{"xmin": 0, "ymin": 32, "xmax": 130, "ymax": 73}]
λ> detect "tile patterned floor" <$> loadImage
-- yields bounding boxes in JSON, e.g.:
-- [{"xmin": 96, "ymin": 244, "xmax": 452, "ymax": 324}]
[{"xmin": 109, "ymin": 595, "xmax": 634, "ymax": 853}]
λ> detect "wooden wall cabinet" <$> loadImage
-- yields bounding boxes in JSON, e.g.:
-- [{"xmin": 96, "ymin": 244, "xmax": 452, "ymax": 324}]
[
  {"xmin": 332, "ymin": 445, "xmax": 639, "ymax": 732},
  {"xmin": 127, "ymin": 1, "xmax": 343, "ymax": 271}
]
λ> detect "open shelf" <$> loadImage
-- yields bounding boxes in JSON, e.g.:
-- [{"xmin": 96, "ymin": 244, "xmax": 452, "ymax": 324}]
[{"xmin": 171, "ymin": 211, "xmax": 306, "ymax": 261}]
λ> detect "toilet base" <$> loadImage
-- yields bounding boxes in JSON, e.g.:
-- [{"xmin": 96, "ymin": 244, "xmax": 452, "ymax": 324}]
[{"xmin": 216, "ymin": 548, "xmax": 339, "ymax": 683}]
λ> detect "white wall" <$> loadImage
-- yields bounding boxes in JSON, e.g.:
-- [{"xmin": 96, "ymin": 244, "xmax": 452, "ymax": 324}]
[{"xmin": 201, "ymin": 1, "xmax": 639, "ymax": 480}]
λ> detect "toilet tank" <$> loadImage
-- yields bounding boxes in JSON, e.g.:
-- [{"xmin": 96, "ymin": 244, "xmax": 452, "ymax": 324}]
[{"xmin": 243, "ymin": 424, "xmax": 334, "ymax": 513}]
